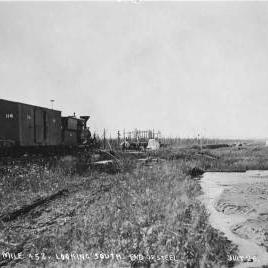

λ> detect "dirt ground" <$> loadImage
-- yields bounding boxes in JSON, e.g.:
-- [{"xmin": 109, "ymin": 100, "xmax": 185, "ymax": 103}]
[{"xmin": 216, "ymin": 182, "xmax": 268, "ymax": 250}]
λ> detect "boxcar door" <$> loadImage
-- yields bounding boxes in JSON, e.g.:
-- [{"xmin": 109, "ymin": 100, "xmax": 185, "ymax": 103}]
[
  {"xmin": 34, "ymin": 109, "xmax": 44, "ymax": 144},
  {"xmin": 43, "ymin": 111, "xmax": 47, "ymax": 143}
]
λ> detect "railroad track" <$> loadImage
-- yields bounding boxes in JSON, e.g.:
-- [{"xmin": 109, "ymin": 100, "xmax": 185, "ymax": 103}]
[{"xmin": 0, "ymin": 178, "xmax": 114, "ymax": 267}]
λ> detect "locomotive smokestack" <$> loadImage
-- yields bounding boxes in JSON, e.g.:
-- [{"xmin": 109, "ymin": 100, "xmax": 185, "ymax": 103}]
[{"xmin": 80, "ymin": 116, "xmax": 90, "ymax": 128}]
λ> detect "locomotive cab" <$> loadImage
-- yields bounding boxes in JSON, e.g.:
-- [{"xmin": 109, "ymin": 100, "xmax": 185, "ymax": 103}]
[{"xmin": 78, "ymin": 116, "xmax": 91, "ymax": 145}]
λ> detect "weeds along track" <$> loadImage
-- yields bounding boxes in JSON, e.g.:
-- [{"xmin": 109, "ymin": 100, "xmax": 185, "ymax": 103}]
[
  {"xmin": 0, "ymin": 189, "xmax": 69, "ymax": 223},
  {"xmin": 0, "ymin": 147, "xmax": 244, "ymax": 267},
  {"xmin": 0, "ymin": 176, "xmax": 113, "ymax": 223},
  {"xmin": 0, "ymin": 174, "xmax": 114, "ymax": 267}
]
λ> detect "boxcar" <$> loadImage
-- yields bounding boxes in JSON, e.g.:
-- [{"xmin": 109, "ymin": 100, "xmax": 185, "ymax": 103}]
[
  {"xmin": 61, "ymin": 117, "xmax": 80, "ymax": 145},
  {"xmin": 62, "ymin": 130, "xmax": 78, "ymax": 145},
  {"xmin": 0, "ymin": 99, "xmax": 62, "ymax": 146}
]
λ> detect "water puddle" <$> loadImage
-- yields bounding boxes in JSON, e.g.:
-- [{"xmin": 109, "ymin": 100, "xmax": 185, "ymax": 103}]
[{"xmin": 200, "ymin": 171, "xmax": 268, "ymax": 267}]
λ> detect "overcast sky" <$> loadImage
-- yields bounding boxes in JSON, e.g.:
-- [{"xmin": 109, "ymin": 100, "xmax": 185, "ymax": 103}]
[{"xmin": 1, "ymin": 2, "xmax": 268, "ymax": 139}]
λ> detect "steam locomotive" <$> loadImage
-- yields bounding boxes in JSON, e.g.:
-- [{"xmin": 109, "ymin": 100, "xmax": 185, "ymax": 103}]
[{"xmin": 0, "ymin": 99, "xmax": 94, "ymax": 153}]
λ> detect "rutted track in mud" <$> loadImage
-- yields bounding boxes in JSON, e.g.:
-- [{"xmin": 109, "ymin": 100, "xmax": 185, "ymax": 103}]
[
  {"xmin": 0, "ymin": 177, "xmax": 114, "ymax": 267},
  {"xmin": 0, "ymin": 189, "xmax": 69, "ymax": 223}
]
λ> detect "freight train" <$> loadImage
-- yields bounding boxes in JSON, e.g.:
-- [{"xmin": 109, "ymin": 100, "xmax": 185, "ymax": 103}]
[{"xmin": 0, "ymin": 99, "xmax": 94, "ymax": 154}]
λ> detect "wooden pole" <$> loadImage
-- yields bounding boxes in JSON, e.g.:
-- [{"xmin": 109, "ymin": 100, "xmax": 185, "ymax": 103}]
[
  {"xmin": 117, "ymin": 130, "xmax": 120, "ymax": 148},
  {"xmin": 103, "ymin": 128, "xmax": 106, "ymax": 149}
]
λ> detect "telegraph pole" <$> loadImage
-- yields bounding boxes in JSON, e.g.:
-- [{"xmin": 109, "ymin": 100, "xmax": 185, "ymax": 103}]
[
  {"xmin": 103, "ymin": 128, "xmax": 106, "ymax": 149},
  {"xmin": 117, "ymin": 130, "xmax": 120, "ymax": 148}
]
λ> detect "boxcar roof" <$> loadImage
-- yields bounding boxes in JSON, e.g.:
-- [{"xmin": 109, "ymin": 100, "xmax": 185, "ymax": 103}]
[{"xmin": 0, "ymin": 99, "xmax": 61, "ymax": 113}]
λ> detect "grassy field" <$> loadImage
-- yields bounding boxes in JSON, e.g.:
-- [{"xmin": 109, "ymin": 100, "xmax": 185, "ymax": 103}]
[{"xmin": 1, "ymin": 144, "xmax": 268, "ymax": 267}]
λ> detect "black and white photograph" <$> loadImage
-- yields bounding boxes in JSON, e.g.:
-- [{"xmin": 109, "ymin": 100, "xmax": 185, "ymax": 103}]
[{"xmin": 1, "ymin": 1, "xmax": 268, "ymax": 267}]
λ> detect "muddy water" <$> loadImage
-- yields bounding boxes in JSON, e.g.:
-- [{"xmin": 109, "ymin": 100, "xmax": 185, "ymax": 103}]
[{"xmin": 200, "ymin": 171, "xmax": 268, "ymax": 268}]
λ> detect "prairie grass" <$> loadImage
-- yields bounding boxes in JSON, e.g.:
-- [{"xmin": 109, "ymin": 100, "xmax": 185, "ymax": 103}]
[
  {"xmin": 4, "ymin": 144, "xmax": 267, "ymax": 267},
  {"xmin": 0, "ymin": 152, "xmax": 238, "ymax": 268}
]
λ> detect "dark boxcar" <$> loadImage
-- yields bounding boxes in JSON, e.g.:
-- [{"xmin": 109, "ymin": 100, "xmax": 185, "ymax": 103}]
[
  {"xmin": 46, "ymin": 109, "xmax": 62, "ymax": 145},
  {"xmin": 18, "ymin": 102, "xmax": 35, "ymax": 146},
  {"xmin": 62, "ymin": 130, "xmax": 77, "ymax": 145},
  {"xmin": 0, "ymin": 99, "xmax": 62, "ymax": 146},
  {"xmin": 61, "ymin": 116, "xmax": 80, "ymax": 146},
  {"xmin": 0, "ymin": 99, "xmax": 20, "ymax": 144}
]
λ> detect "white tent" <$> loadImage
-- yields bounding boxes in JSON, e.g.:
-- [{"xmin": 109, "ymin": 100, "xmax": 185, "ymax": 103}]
[
  {"xmin": 120, "ymin": 141, "xmax": 130, "ymax": 149},
  {"xmin": 147, "ymin": 139, "xmax": 160, "ymax": 150}
]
